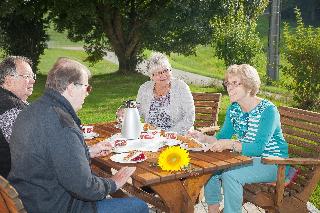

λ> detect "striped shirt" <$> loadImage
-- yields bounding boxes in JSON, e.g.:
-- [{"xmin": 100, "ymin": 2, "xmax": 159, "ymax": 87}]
[{"xmin": 216, "ymin": 99, "xmax": 288, "ymax": 158}]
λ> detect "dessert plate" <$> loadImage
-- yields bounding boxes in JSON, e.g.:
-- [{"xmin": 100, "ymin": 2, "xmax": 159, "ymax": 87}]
[
  {"xmin": 84, "ymin": 132, "xmax": 99, "ymax": 140},
  {"xmin": 178, "ymin": 136, "xmax": 208, "ymax": 151},
  {"xmin": 110, "ymin": 152, "xmax": 147, "ymax": 163}
]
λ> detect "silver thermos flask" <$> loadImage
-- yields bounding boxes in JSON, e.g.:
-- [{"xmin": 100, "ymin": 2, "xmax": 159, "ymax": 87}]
[{"xmin": 121, "ymin": 100, "xmax": 142, "ymax": 140}]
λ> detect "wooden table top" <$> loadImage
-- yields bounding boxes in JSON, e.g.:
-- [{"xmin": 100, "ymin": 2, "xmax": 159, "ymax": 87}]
[{"xmin": 86, "ymin": 122, "xmax": 252, "ymax": 187}]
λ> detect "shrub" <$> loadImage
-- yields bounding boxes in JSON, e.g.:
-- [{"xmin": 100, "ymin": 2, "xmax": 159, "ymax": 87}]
[
  {"xmin": 282, "ymin": 8, "xmax": 320, "ymax": 110},
  {"xmin": 211, "ymin": 0, "xmax": 267, "ymax": 67}
]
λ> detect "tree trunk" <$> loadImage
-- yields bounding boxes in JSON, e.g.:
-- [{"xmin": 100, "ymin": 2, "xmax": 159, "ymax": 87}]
[
  {"xmin": 97, "ymin": 4, "xmax": 142, "ymax": 74},
  {"xmin": 116, "ymin": 52, "xmax": 138, "ymax": 74}
]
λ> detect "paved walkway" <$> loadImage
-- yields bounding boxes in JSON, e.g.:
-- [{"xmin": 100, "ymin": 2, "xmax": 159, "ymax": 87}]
[
  {"xmin": 59, "ymin": 47, "xmax": 223, "ymax": 87},
  {"xmin": 57, "ymin": 47, "xmax": 318, "ymax": 213},
  {"xmin": 104, "ymin": 51, "xmax": 289, "ymax": 101}
]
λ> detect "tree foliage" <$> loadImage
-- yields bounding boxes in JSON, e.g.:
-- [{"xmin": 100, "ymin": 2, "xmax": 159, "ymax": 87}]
[
  {"xmin": 0, "ymin": 0, "xmax": 271, "ymax": 74},
  {"xmin": 48, "ymin": 0, "xmax": 221, "ymax": 73},
  {"xmin": 211, "ymin": 0, "xmax": 268, "ymax": 67},
  {"xmin": 282, "ymin": 8, "xmax": 320, "ymax": 110},
  {"xmin": 0, "ymin": 0, "xmax": 49, "ymax": 72}
]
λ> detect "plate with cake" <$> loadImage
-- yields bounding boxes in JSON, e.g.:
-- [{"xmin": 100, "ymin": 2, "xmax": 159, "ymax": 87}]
[
  {"xmin": 110, "ymin": 151, "xmax": 147, "ymax": 163},
  {"xmin": 177, "ymin": 135, "xmax": 208, "ymax": 151}
]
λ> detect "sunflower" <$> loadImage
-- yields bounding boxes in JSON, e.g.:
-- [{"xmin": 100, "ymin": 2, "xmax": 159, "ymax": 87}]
[{"xmin": 158, "ymin": 146, "xmax": 190, "ymax": 171}]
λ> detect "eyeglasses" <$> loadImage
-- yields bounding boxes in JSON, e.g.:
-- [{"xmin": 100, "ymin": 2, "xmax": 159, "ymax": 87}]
[
  {"xmin": 222, "ymin": 81, "xmax": 242, "ymax": 89},
  {"xmin": 152, "ymin": 69, "xmax": 170, "ymax": 77},
  {"xmin": 74, "ymin": 83, "xmax": 92, "ymax": 93},
  {"xmin": 11, "ymin": 73, "xmax": 36, "ymax": 80}
]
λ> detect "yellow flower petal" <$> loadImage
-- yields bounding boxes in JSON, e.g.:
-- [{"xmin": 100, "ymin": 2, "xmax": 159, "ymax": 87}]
[{"xmin": 158, "ymin": 146, "xmax": 190, "ymax": 171}]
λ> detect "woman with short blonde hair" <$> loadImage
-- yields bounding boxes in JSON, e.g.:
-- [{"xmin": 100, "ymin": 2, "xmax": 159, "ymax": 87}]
[
  {"xmin": 188, "ymin": 64, "xmax": 289, "ymax": 213},
  {"xmin": 224, "ymin": 64, "xmax": 261, "ymax": 96}
]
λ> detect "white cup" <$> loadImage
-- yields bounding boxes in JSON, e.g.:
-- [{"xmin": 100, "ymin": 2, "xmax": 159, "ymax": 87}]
[
  {"xmin": 114, "ymin": 138, "xmax": 128, "ymax": 147},
  {"xmin": 140, "ymin": 131, "xmax": 154, "ymax": 140},
  {"xmin": 165, "ymin": 131, "xmax": 177, "ymax": 139},
  {"xmin": 82, "ymin": 125, "xmax": 94, "ymax": 138}
]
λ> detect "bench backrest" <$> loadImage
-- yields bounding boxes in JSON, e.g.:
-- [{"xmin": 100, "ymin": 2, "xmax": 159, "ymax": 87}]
[
  {"xmin": 279, "ymin": 106, "xmax": 320, "ymax": 158},
  {"xmin": 278, "ymin": 106, "xmax": 320, "ymax": 201},
  {"xmin": 0, "ymin": 175, "xmax": 26, "ymax": 213},
  {"xmin": 192, "ymin": 92, "xmax": 222, "ymax": 129}
]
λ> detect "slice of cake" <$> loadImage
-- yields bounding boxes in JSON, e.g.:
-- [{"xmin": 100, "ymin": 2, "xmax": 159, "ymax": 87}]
[
  {"xmin": 131, "ymin": 153, "xmax": 146, "ymax": 162},
  {"xmin": 124, "ymin": 151, "xmax": 146, "ymax": 162},
  {"xmin": 177, "ymin": 135, "xmax": 203, "ymax": 148}
]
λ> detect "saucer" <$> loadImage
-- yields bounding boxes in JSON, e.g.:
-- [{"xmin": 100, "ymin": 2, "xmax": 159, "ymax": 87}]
[{"xmin": 84, "ymin": 132, "xmax": 99, "ymax": 139}]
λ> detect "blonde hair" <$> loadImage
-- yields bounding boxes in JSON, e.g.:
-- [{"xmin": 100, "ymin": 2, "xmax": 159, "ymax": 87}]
[
  {"xmin": 225, "ymin": 64, "xmax": 261, "ymax": 96},
  {"xmin": 147, "ymin": 52, "xmax": 171, "ymax": 76}
]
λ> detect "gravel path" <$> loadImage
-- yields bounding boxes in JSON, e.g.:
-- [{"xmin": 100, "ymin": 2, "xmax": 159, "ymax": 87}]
[{"xmin": 58, "ymin": 47, "xmax": 318, "ymax": 213}]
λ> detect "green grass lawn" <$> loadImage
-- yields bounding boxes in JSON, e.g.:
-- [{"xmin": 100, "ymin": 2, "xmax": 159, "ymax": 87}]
[{"xmin": 46, "ymin": 23, "xmax": 83, "ymax": 48}]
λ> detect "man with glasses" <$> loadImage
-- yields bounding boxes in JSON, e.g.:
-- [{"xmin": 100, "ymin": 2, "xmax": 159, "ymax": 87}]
[
  {"xmin": 0, "ymin": 56, "xmax": 35, "ymax": 178},
  {"xmin": 9, "ymin": 57, "xmax": 148, "ymax": 213}
]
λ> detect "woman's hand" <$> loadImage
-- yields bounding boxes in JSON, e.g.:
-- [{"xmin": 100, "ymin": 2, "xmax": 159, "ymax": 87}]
[
  {"xmin": 187, "ymin": 130, "xmax": 219, "ymax": 144},
  {"xmin": 111, "ymin": 167, "xmax": 136, "ymax": 190},
  {"xmin": 187, "ymin": 130, "xmax": 207, "ymax": 143},
  {"xmin": 208, "ymin": 139, "xmax": 233, "ymax": 152},
  {"xmin": 89, "ymin": 141, "xmax": 113, "ymax": 158}
]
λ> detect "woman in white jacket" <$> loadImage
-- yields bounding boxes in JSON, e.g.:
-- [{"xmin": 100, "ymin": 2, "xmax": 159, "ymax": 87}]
[{"xmin": 136, "ymin": 52, "xmax": 195, "ymax": 135}]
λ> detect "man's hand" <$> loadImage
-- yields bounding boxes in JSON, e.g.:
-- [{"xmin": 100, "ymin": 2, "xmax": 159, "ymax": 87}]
[
  {"xmin": 111, "ymin": 167, "xmax": 136, "ymax": 190},
  {"xmin": 89, "ymin": 141, "xmax": 113, "ymax": 158}
]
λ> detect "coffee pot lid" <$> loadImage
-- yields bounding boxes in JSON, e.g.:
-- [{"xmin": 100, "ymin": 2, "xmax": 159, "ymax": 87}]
[{"xmin": 123, "ymin": 100, "xmax": 137, "ymax": 108}]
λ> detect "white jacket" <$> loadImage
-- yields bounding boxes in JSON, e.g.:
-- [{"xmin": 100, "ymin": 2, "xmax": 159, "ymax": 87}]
[{"xmin": 136, "ymin": 78, "xmax": 195, "ymax": 135}]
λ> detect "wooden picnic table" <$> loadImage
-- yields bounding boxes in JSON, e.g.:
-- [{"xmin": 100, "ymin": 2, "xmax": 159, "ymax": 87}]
[{"xmin": 86, "ymin": 122, "xmax": 253, "ymax": 213}]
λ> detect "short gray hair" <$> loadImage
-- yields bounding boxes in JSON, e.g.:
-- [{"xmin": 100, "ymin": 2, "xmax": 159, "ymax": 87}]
[
  {"xmin": 45, "ymin": 57, "xmax": 91, "ymax": 93},
  {"xmin": 0, "ymin": 56, "xmax": 32, "ymax": 85},
  {"xmin": 147, "ymin": 52, "xmax": 171, "ymax": 76},
  {"xmin": 225, "ymin": 64, "xmax": 261, "ymax": 96}
]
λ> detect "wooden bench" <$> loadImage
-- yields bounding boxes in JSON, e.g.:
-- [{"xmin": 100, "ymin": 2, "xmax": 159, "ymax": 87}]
[
  {"xmin": 192, "ymin": 92, "xmax": 222, "ymax": 135},
  {"xmin": 244, "ymin": 106, "xmax": 320, "ymax": 213},
  {"xmin": 0, "ymin": 175, "xmax": 26, "ymax": 213}
]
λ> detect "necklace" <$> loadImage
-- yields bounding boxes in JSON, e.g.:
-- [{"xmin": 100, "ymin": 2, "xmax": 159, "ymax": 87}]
[{"xmin": 154, "ymin": 83, "xmax": 171, "ymax": 97}]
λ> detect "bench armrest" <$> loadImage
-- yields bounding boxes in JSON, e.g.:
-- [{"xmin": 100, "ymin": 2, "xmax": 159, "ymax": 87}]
[
  {"xmin": 261, "ymin": 157, "xmax": 320, "ymax": 207},
  {"xmin": 262, "ymin": 157, "xmax": 320, "ymax": 165}
]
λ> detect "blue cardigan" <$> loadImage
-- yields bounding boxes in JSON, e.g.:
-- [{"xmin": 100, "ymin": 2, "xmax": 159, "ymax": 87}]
[{"xmin": 216, "ymin": 99, "xmax": 288, "ymax": 158}]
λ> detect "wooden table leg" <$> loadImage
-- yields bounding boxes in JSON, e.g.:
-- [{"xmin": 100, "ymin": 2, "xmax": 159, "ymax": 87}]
[{"xmin": 150, "ymin": 174, "xmax": 212, "ymax": 213}]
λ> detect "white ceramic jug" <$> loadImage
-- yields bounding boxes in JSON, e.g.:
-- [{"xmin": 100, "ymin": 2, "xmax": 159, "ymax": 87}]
[{"xmin": 121, "ymin": 100, "xmax": 142, "ymax": 139}]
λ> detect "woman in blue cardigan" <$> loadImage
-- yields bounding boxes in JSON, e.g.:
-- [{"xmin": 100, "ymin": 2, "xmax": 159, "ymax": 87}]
[{"xmin": 188, "ymin": 64, "xmax": 289, "ymax": 213}]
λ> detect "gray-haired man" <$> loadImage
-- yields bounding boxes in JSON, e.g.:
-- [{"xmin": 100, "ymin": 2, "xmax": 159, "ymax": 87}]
[
  {"xmin": 0, "ymin": 56, "xmax": 35, "ymax": 178},
  {"xmin": 9, "ymin": 57, "xmax": 148, "ymax": 213}
]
